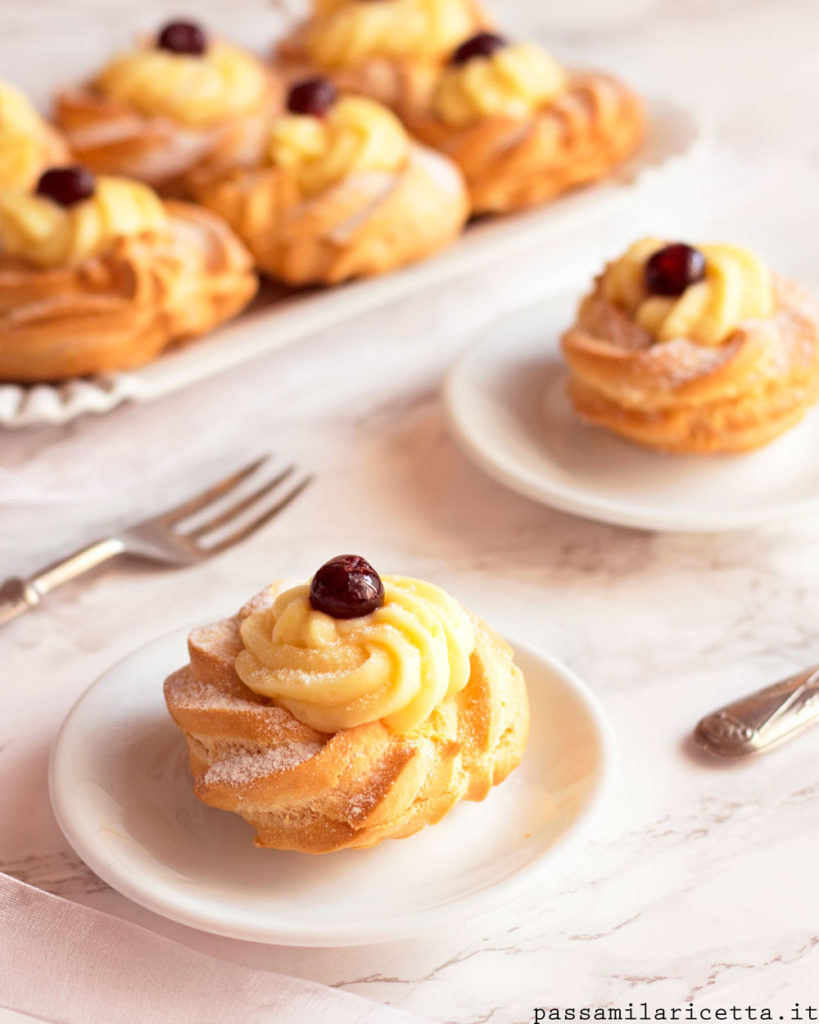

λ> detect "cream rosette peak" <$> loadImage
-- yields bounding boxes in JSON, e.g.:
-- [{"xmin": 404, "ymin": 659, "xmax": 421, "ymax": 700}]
[
  {"xmin": 602, "ymin": 237, "xmax": 775, "ymax": 347},
  {"xmin": 434, "ymin": 41, "xmax": 568, "ymax": 127},
  {"xmin": 235, "ymin": 575, "xmax": 476, "ymax": 734},
  {"xmin": 307, "ymin": 0, "xmax": 481, "ymax": 67},
  {"xmin": 0, "ymin": 173, "xmax": 167, "ymax": 269},
  {"xmin": 94, "ymin": 38, "xmax": 268, "ymax": 129},
  {"xmin": 267, "ymin": 95, "xmax": 409, "ymax": 196},
  {"xmin": 0, "ymin": 80, "xmax": 65, "ymax": 191}
]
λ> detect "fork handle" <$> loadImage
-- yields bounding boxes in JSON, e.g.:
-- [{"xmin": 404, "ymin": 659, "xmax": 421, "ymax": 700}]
[{"xmin": 0, "ymin": 537, "xmax": 126, "ymax": 626}]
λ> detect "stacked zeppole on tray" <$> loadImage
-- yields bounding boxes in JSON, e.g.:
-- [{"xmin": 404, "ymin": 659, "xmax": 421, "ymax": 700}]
[
  {"xmin": 164, "ymin": 556, "xmax": 529, "ymax": 853},
  {"xmin": 0, "ymin": 2, "xmax": 644, "ymax": 383}
]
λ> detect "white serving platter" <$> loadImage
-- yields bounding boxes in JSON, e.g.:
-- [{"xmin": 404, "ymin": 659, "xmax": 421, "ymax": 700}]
[{"xmin": 1, "ymin": 97, "xmax": 704, "ymax": 428}]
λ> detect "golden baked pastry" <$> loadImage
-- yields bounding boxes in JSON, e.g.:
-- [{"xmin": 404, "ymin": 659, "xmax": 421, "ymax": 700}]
[
  {"xmin": 164, "ymin": 555, "xmax": 529, "ymax": 853},
  {"xmin": 0, "ymin": 166, "xmax": 257, "ymax": 382},
  {"xmin": 0, "ymin": 79, "xmax": 69, "ymax": 191},
  {"xmin": 275, "ymin": 0, "xmax": 491, "ymax": 120},
  {"xmin": 406, "ymin": 32, "xmax": 643, "ymax": 214},
  {"xmin": 55, "ymin": 20, "xmax": 282, "ymax": 196},
  {"xmin": 192, "ymin": 80, "xmax": 469, "ymax": 285},
  {"xmin": 561, "ymin": 238, "xmax": 819, "ymax": 453}
]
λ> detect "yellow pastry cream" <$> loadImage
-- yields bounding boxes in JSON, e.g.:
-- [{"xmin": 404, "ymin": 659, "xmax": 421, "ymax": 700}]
[
  {"xmin": 0, "ymin": 80, "xmax": 58, "ymax": 190},
  {"xmin": 268, "ymin": 95, "xmax": 409, "ymax": 196},
  {"xmin": 94, "ymin": 39, "xmax": 268, "ymax": 129},
  {"xmin": 306, "ymin": 0, "xmax": 480, "ymax": 67},
  {"xmin": 235, "ymin": 569, "xmax": 476, "ymax": 735},
  {"xmin": 0, "ymin": 173, "xmax": 167, "ymax": 268},
  {"xmin": 433, "ymin": 41, "xmax": 567, "ymax": 128},
  {"xmin": 601, "ymin": 237, "xmax": 775, "ymax": 347}
]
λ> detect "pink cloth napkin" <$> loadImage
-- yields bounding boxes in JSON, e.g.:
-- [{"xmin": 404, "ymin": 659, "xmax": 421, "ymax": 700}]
[{"xmin": 0, "ymin": 872, "xmax": 435, "ymax": 1024}]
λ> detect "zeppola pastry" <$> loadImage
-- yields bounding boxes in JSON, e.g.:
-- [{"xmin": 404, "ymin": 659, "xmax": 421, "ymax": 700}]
[
  {"xmin": 0, "ymin": 79, "xmax": 69, "ymax": 191},
  {"xmin": 164, "ymin": 554, "xmax": 529, "ymax": 853},
  {"xmin": 192, "ymin": 77, "xmax": 469, "ymax": 285},
  {"xmin": 406, "ymin": 32, "xmax": 643, "ymax": 214},
  {"xmin": 561, "ymin": 238, "xmax": 819, "ymax": 453},
  {"xmin": 55, "ymin": 20, "xmax": 282, "ymax": 196},
  {"xmin": 275, "ymin": 0, "xmax": 491, "ymax": 120},
  {"xmin": 0, "ymin": 165, "xmax": 257, "ymax": 382}
]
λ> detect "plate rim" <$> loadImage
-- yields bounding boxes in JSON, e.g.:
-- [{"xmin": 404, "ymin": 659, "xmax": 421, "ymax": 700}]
[
  {"xmin": 444, "ymin": 292, "xmax": 819, "ymax": 534},
  {"xmin": 48, "ymin": 628, "xmax": 617, "ymax": 947}
]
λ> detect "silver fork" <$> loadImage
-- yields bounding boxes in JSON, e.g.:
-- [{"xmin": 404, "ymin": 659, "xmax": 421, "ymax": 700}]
[{"xmin": 0, "ymin": 455, "xmax": 311, "ymax": 627}]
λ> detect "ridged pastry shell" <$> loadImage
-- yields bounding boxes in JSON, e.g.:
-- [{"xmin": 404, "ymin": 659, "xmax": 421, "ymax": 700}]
[
  {"xmin": 192, "ymin": 143, "xmax": 469, "ymax": 285},
  {"xmin": 0, "ymin": 201, "xmax": 257, "ymax": 382},
  {"xmin": 273, "ymin": 0, "xmax": 489, "ymax": 120},
  {"xmin": 408, "ymin": 73, "xmax": 643, "ymax": 214},
  {"xmin": 163, "ymin": 583, "xmax": 529, "ymax": 854},
  {"xmin": 54, "ymin": 77, "xmax": 283, "ymax": 197},
  {"xmin": 561, "ymin": 275, "xmax": 819, "ymax": 454}
]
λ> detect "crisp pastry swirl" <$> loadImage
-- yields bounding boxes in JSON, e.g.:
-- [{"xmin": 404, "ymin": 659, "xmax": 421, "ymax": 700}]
[
  {"xmin": 163, "ymin": 579, "xmax": 528, "ymax": 852},
  {"xmin": 268, "ymin": 96, "xmax": 409, "ymax": 195},
  {"xmin": 602, "ymin": 237, "xmax": 775, "ymax": 346},
  {"xmin": 306, "ymin": 0, "xmax": 480, "ymax": 67},
  {"xmin": 235, "ymin": 575, "xmax": 476, "ymax": 734},
  {"xmin": 0, "ymin": 175, "xmax": 167, "ymax": 268},
  {"xmin": 94, "ymin": 40, "xmax": 268, "ymax": 128},
  {"xmin": 0, "ymin": 80, "xmax": 65, "ymax": 190},
  {"xmin": 434, "ymin": 42, "xmax": 567, "ymax": 127}
]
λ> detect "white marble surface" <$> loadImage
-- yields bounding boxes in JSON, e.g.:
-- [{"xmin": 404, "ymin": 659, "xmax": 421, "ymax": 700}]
[{"xmin": 3, "ymin": 1, "xmax": 819, "ymax": 1022}]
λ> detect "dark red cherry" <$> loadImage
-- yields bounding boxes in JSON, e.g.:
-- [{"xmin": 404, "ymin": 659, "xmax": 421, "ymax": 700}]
[
  {"xmin": 35, "ymin": 166, "xmax": 96, "ymax": 207},
  {"xmin": 310, "ymin": 555, "xmax": 385, "ymax": 620},
  {"xmin": 450, "ymin": 32, "xmax": 508, "ymax": 66},
  {"xmin": 644, "ymin": 243, "xmax": 706, "ymax": 297},
  {"xmin": 286, "ymin": 77, "xmax": 338, "ymax": 117},
  {"xmin": 157, "ymin": 20, "xmax": 208, "ymax": 56}
]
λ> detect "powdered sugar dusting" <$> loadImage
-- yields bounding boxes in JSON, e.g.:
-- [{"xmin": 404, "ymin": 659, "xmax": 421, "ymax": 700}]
[
  {"xmin": 204, "ymin": 740, "xmax": 324, "ymax": 788},
  {"xmin": 170, "ymin": 675, "xmax": 265, "ymax": 712}
]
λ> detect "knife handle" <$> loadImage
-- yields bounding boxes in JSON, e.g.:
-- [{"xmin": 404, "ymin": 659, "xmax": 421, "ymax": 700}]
[{"xmin": 694, "ymin": 665, "xmax": 819, "ymax": 757}]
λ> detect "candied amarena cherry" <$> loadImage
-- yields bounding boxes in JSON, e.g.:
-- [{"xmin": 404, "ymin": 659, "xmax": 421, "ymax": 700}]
[
  {"xmin": 644, "ymin": 243, "xmax": 707, "ymax": 297},
  {"xmin": 157, "ymin": 20, "xmax": 208, "ymax": 56},
  {"xmin": 286, "ymin": 77, "xmax": 338, "ymax": 117},
  {"xmin": 310, "ymin": 555, "xmax": 385, "ymax": 619},
  {"xmin": 450, "ymin": 32, "xmax": 508, "ymax": 66},
  {"xmin": 35, "ymin": 166, "xmax": 96, "ymax": 206}
]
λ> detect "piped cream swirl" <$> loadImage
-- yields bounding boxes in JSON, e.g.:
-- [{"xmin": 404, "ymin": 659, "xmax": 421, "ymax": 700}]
[
  {"xmin": 306, "ymin": 0, "xmax": 479, "ymax": 67},
  {"xmin": 0, "ymin": 80, "xmax": 61, "ymax": 190},
  {"xmin": 94, "ymin": 40, "xmax": 268, "ymax": 128},
  {"xmin": 235, "ymin": 575, "xmax": 475, "ymax": 733},
  {"xmin": 268, "ymin": 96, "xmax": 408, "ymax": 195},
  {"xmin": 0, "ymin": 175, "xmax": 167, "ymax": 268},
  {"xmin": 602, "ymin": 237, "xmax": 775, "ymax": 347},
  {"xmin": 433, "ymin": 42, "xmax": 567, "ymax": 127}
]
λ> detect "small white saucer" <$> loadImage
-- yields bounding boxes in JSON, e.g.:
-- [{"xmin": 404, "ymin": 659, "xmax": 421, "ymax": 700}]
[
  {"xmin": 49, "ymin": 629, "xmax": 615, "ymax": 947},
  {"xmin": 445, "ymin": 291, "xmax": 819, "ymax": 533}
]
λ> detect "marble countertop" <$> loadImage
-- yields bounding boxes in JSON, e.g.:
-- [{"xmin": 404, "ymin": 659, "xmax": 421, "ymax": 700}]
[{"xmin": 3, "ymin": 1, "xmax": 819, "ymax": 1022}]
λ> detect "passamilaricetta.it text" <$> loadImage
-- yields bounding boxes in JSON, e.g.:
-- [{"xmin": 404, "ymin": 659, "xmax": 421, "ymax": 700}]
[{"xmin": 533, "ymin": 1005, "xmax": 819, "ymax": 1022}]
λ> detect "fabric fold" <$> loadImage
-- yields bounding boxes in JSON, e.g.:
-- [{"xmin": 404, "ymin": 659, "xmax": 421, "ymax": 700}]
[{"xmin": 0, "ymin": 871, "xmax": 435, "ymax": 1024}]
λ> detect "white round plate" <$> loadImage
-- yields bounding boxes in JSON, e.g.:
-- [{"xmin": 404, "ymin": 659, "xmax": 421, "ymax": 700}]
[
  {"xmin": 49, "ymin": 628, "xmax": 615, "ymax": 947},
  {"xmin": 445, "ymin": 291, "xmax": 819, "ymax": 533}
]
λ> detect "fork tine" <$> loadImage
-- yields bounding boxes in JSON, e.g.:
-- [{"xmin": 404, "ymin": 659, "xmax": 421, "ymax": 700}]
[
  {"xmin": 202, "ymin": 475, "xmax": 313, "ymax": 554},
  {"xmin": 161, "ymin": 455, "xmax": 271, "ymax": 526},
  {"xmin": 185, "ymin": 465, "xmax": 296, "ymax": 541}
]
